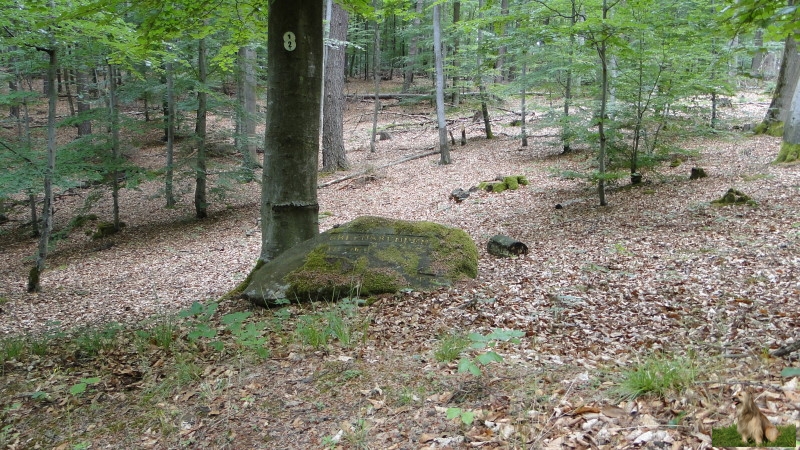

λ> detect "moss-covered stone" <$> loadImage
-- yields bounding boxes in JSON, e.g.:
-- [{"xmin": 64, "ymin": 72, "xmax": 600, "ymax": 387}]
[
  {"xmin": 243, "ymin": 216, "xmax": 478, "ymax": 306},
  {"xmin": 776, "ymin": 141, "xmax": 800, "ymax": 163},
  {"xmin": 92, "ymin": 221, "xmax": 125, "ymax": 240},
  {"xmin": 504, "ymin": 176, "xmax": 519, "ymax": 190},
  {"xmin": 711, "ymin": 188, "xmax": 757, "ymax": 207}
]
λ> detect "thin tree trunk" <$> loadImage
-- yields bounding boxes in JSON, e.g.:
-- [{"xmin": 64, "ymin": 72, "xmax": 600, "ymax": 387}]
[
  {"xmin": 521, "ymin": 60, "xmax": 528, "ymax": 147},
  {"xmin": 596, "ymin": 0, "xmax": 609, "ymax": 207},
  {"xmin": 165, "ymin": 60, "xmax": 176, "ymax": 208},
  {"xmin": 494, "ymin": 0, "xmax": 510, "ymax": 83},
  {"xmin": 402, "ymin": 0, "xmax": 423, "ymax": 93},
  {"xmin": 29, "ymin": 47, "xmax": 58, "ymax": 293},
  {"xmin": 75, "ymin": 69, "xmax": 92, "ymax": 136},
  {"xmin": 322, "ymin": 2, "xmax": 349, "ymax": 171},
  {"xmin": 108, "ymin": 64, "xmax": 121, "ymax": 231},
  {"xmin": 237, "ymin": 46, "xmax": 259, "ymax": 168},
  {"xmin": 477, "ymin": 0, "xmax": 493, "ymax": 139},
  {"xmin": 195, "ymin": 38, "xmax": 208, "ymax": 219},
  {"xmin": 370, "ymin": 0, "xmax": 381, "ymax": 154},
  {"xmin": 451, "ymin": 1, "xmax": 461, "ymax": 105},
  {"xmin": 260, "ymin": 0, "xmax": 323, "ymax": 262},
  {"xmin": 433, "ymin": 3, "xmax": 451, "ymax": 164}
]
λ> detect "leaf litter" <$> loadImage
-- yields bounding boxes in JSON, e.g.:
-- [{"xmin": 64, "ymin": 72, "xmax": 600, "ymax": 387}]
[{"xmin": 0, "ymin": 85, "xmax": 798, "ymax": 448}]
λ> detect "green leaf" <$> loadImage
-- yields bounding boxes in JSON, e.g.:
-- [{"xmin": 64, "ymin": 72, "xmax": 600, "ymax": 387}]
[
  {"xmin": 476, "ymin": 351, "xmax": 503, "ymax": 365},
  {"xmin": 460, "ymin": 410, "xmax": 475, "ymax": 426},
  {"xmin": 446, "ymin": 407, "xmax": 462, "ymax": 420},
  {"xmin": 458, "ymin": 358, "xmax": 482, "ymax": 376},
  {"xmin": 69, "ymin": 383, "xmax": 87, "ymax": 396},
  {"xmin": 781, "ymin": 367, "xmax": 800, "ymax": 377},
  {"xmin": 221, "ymin": 311, "xmax": 251, "ymax": 325},
  {"xmin": 209, "ymin": 341, "xmax": 224, "ymax": 352},
  {"xmin": 81, "ymin": 377, "xmax": 101, "ymax": 385}
]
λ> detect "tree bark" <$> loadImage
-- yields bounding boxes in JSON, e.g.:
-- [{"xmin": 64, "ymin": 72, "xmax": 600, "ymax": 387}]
[
  {"xmin": 433, "ymin": 3, "xmax": 450, "ymax": 164},
  {"xmin": 777, "ymin": 66, "xmax": 800, "ymax": 162},
  {"xmin": 108, "ymin": 64, "xmax": 121, "ymax": 231},
  {"xmin": 195, "ymin": 38, "xmax": 208, "ymax": 219},
  {"xmin": 760, "ymin": 35, "xmax": 800, "ymax": 133},
  {"xmin": 237, "ymin": 46, "xmax": 259, "ymax": 168},
  {"xmin": 260, "ymin": 0, "xmax": 323, "ymax": 262},
  {"xmin": 29, "ymin": 47, "xmax": 57, "ymax": 293},
  {"xmin": 322, "ymin": 2, "xmax": 349, "ymax": 172},
  {"xmin": 75, "ymin": 69, "xmax": 92, "ymax": 136},
  {"xmin": 494, "ymin": 0, "xmax": 510, "ymax": 83},
  {"xmin": 451, "ymin": 1, "xmax": 461, "ymax": 106},
  {"xmin": 165, "ymin": 60, "xmax": 176, "ymax": 208},
  {"xmin": 402, "ymin": 0, "xmax": 423, "ymax": 93},
  {"xmin": 369, "ymin": 0, "xmax": 381, "ymax": 154}
]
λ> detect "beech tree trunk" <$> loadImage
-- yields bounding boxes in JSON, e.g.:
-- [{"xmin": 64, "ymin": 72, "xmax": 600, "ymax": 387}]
[
  {"xmin": 433, "ymin": 3, "xmax": 450, "ymax": 164},
  {"xmin": 29, "ymin": 47, "xmax": 57, "ymax": 293},
  {"xmin": 108, "ymin": 64, "xmax": 121, "ymax": 231},
  {"xmin": 777, "ymin": 69, "xmax": 800, "ymax": 162},
  {"xmin": 260, "ymin": 0, "xmax": 323, "ymax": 262},
  {"xmin": 369, "ymin": 0, "xmax": 381, "ymax": 154},
  {"xmin": 195, "ymin": 38, "xmax": 208, "ymax": 219},
  {"xmin": 760, "ymin": 35, "xmax": 800, "ymax": 133},
  {"xmin": 237, "ymin": 46, "xmax": 259, "ymax": 168},
  {"xmin": 75, "ymin": 69, "xmax": 92, "ymax": 136},
  {"xmin": 402, "ymin": 0, "xmax": 423, "ymax": 93},
  {"xmin": 165, "ymin": 60, "xmax": 176, "ymax": 208},
  {"xmin": 322, "ymin": 2, "xmax": 349, "ymax": 172}
]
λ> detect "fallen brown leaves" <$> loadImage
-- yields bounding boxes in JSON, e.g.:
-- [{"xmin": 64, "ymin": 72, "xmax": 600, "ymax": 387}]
[{"xmin": 1, "ymin": 85, "xmax": 799, "ymax": 448}]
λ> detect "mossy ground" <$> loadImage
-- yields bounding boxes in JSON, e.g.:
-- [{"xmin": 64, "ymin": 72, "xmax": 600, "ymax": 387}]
[
  {"xmin": 776, "ymin": 141, "xmax": 800, "ymax": 163},
  {"xmin": 711, "ymin": 424, "xmax": 797, "ymax": 448}
]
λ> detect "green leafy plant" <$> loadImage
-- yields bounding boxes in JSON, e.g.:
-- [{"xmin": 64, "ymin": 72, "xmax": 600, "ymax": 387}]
[
  {"xmin": 446, "ymin": 406, "xmax": 476, "ymax": 426},
  {"xmin": 295, "ymin": 315, "xmax": 329, "ymax": 349},
  {"xmin": 178, "ymin": 301, "xmax": 223, "ymax": 351},
  {"xmin": 221, "ymin": 311, "xmax": 270, "ymax": 359},
  {"xmin": 69, "ymin": 377, "xmax": 101, "ymax": 397},
  {"xmin": 457, "ymin": 329, "xmax": 524, "ymax": 377},
  {"xmin": 74, "ymin": 323, "xmax": 122, "ymax": 358}
]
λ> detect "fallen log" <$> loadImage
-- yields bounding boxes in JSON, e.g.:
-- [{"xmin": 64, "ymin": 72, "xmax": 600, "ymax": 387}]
[
  {"xmin": 487, "ymin": 235, "xmax": 529, "ymax": 257},
  {"xmin": 318, "ymin": 149, "xmax": 439, "ymax": 189}
]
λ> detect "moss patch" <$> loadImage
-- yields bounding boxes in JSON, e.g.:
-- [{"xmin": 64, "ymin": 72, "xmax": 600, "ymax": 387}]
[
  {"xmin": 776, "ymin": 141, "xmax": 800, "ymax": 163},
  {"xmin": 711, "ymin": 424, "xmax": 796, "ymax": 447},
  {"xmin": 711, "ymin": 188, "xmax": 757, "ymax": 207},
  {"xmin": 754, "ymin": 120, "xmax": 784, "ymax": 137}
]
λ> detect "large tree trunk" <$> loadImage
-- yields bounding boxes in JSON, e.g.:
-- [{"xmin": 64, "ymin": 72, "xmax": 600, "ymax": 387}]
[
  {"xmin": 777, "ymin": 69, "xmax": 800, "ymax": 162},
  {"xmin": 195, "ymin": 38, "xmax": 208, "ymax": 219},
  {"xmin": 433, "ymin": 3, "xmax": 450, "ymax": 164},
  {"xmin": 759, "ymin": 35, "xmax": 800, "ymax": 135},
  {"xmin": 451, "ymin": 1, "xmax": 461, "ymax": 105},
  {"xmin": 402, "ymin": 0, "xmax": 423, "ymax": 93},
  {"xmin": 322, "ymin": 2, "xmax": 349, "ymax": 172},
  {"xmin": 260, "ymin": 0, "xmax": 323, "ymax": 262},
  {"xmin": 494, "ymin": 0, "xmax": 510, "ymax": 83},
  {"xmin": 237, "ymin": 46, "xmax": 259, "ymax": 168},
  {"xmin": 29, "ymin": 47, "xmax": 57, "ymax": 293}
]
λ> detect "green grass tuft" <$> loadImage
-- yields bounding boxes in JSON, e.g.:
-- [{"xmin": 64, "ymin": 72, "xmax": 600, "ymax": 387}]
[{"xmin": 614, "ymin": 354, "xmax": 696, "ymax": 400}]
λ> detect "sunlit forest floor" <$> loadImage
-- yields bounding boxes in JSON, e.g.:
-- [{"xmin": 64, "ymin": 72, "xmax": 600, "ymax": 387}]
[{"xmin": 1, "ymin": 80, "xmax": 798, "ymax": 448}]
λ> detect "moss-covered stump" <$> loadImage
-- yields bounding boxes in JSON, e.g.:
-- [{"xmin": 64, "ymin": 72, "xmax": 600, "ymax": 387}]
[
  {"xmin": 711, "ymin": 188, "xmax": 757, "ymax": 206},
  {"xmin": 243, "ymin": 216, "xmax": 478, "ymax": 306},
  {"xmin": 776, "ymin": 141, "xmax": 800, "ymax": 163},
  {"xmin": 478, "ymin": 175, "xmax": 528, "ymax": 193}
]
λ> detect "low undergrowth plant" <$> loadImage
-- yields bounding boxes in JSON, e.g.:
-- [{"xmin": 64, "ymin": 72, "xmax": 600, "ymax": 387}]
[
  {"xmin": 614, "ymin": 353, "xmax": 697, "ymax": 400},
  {"xmin": 434, "ymin": 332, "xmax": 470, "ymax": 363}
]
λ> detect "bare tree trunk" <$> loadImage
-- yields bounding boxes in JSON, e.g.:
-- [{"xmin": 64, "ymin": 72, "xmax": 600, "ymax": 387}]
[
  {"xmin": 777, "ymin": 68, "xmax": 800, "ymax": 162},
  {"xmin": 477, "ymin": 0, "xmax": 493, "ymax": 139},
  {"xmin": 322, "ymin": 2, "xmax": 349, "ymax": 171},
  {"xmin": 29, "ymin": 47, "xmax": 57, "ymax": 293},
  {"xmin": 433, "ymin": 3, "xmax": 451, "ymax": 164},
  {"xmin": 260, "ymin": 0, "xmax": 323, "ymax": 262},
  {"xmin": 596, "ymin": 0, "xmax": 609, "ymax": 207},
  {"xmin": 402, "ymin": 0, "xmax": 423, "ymax": 93},
  {"xmin": 195, "ymin": 38, "xmax": 208, "ymax": 219},
  {"xmin": 760, "ymin": 35, "xmax": 800, "ymax": 134},
  {"xmin": 237, "ymin": 46, "xmax": 259, "ymax": 168},
  {"xmin": 751, "ymin": 29, "xmax": 765, "ymax": 77},
  {"xmin": 521, "ymin": 60, "xmax": 528, "ymax": 147},
  {"xmin": 370, "ymin": 0, "xmax": 381, "ymax": 154},
  {"xmin": 165, "ymin": 60, "xmax": 176, "ymax": 208},
  {"xmin": 494, "ymin": 0, "xmax": 510, "ymax": 83},
  {"xmin": 108, "ymin": 64, "xmax": 121, "ymax": 230},
  {"xmin": 75, "ymin": 69, "xmax": 92, "ymax": 136},
  {"xmin": 451, "ymin": 1, "xmax": 461, "ymax": 105}
]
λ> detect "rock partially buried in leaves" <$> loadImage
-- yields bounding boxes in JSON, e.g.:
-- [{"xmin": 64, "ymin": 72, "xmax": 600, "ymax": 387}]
[
  {"xmin": 711, "ymin": 188, "xmax": 757, "ymax": 206},
  {"xmin": 243, "ymin": 216, "xmax": 478, "ymax": 306}
]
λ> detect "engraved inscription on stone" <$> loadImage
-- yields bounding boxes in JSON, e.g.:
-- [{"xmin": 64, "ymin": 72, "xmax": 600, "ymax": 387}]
[{"xmin": 327, "ymin": 232, "xmax": 431, "ymax": 254}]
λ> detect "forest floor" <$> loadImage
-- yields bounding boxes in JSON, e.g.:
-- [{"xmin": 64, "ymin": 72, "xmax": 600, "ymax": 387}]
[{"xmin": 1, "ymin": 80, "xmax": 799, "ymax": 449}]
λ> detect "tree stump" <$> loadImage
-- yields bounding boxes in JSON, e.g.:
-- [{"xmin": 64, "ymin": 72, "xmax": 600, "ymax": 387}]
[
  {"xmin": 487, "ymin": 235, "xmax": 528, "ymax": 257},
  {"xmin": 690, "ymin": 167, "xmax": 707, "ymax": 180}
]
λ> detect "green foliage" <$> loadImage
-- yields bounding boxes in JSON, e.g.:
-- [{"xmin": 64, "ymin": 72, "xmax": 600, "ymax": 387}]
[
  {"xmin": 456, "ymin": 329, "xmax": 524, "ymax": 377},
  {"xmin": 434, "ymin": 332, "xmax": 470, "ymax": 363},
  {"xmin": 781, "ymin": 367, "xmax": 800, "ymax": 377},
  {"xmin": 69, "ymin": 377, "xmax": 101, "ymax": 397},
  {"xmin": 74, "ymin": 323, "xmax": 122, "ymax": 358},
  {"xmin": 614, "ymin": 354, "xmax": 696, "ymax": 400},
  {"xmin": 446, "ymin": 407, "xmax": 475, "ymax": 426}
]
